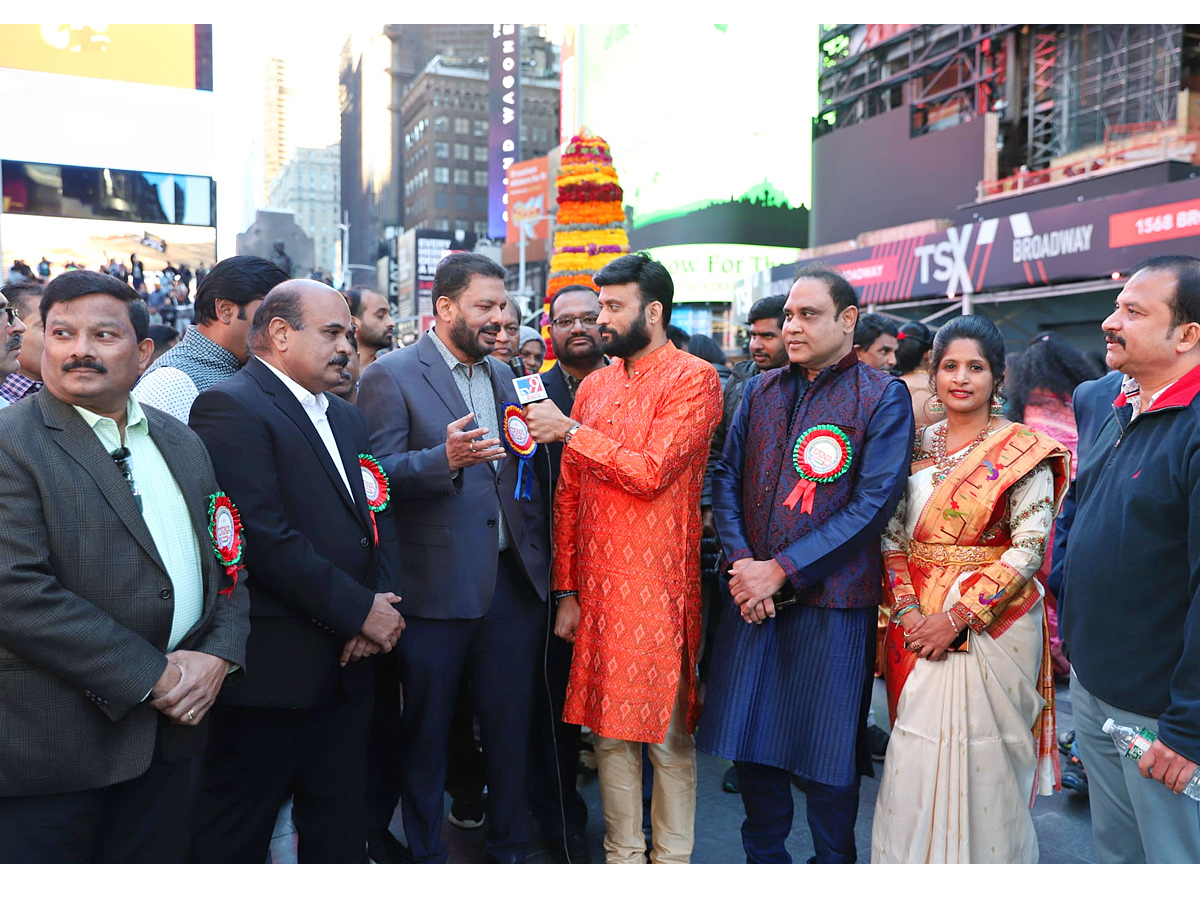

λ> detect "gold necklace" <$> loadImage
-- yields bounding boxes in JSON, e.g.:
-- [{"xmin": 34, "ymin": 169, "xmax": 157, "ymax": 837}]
[{"xmin": 930, "ymin": 417, "xmax": 992, "ymax": 485}]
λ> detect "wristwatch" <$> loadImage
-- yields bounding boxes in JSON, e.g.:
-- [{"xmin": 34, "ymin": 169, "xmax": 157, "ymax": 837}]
[
  {"xmin": 563, "ymin": 422, "xmax": 582, "ymax": 444},
  {"xmin": 552, "ymin": 590, "xmax": 578, "ymax": 602}
]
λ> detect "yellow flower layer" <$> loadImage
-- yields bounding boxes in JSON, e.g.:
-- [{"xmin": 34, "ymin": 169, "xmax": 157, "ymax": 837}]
[
  {"xmin": 558, "ymin": 163, "xmax": 618, "ymax": 180},
  {"xmin": 553, "ymin": 228, "xmax": 629, "ymax": 249},
  {"xmin": 550, "ymin": 251, "xmax": 625, "ymax": 274},
  {"xmin": 556, "ymin": 170, "xmax": 619, "ymax": 188}
]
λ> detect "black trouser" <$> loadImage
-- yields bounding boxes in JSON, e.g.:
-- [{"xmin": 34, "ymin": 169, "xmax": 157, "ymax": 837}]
[
  {"xmin": 189, "ymin": 686, "xmax": 373, "ymax": 863},
  {"xmin": 0, "ymin": 728, "xmax": 191, "ymax": 863}
]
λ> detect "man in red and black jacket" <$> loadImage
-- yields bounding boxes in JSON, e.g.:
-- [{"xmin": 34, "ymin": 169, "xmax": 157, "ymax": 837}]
[{"xmin": 1060, "ymin": 255, "xmax": 1200, "ymax": 864}]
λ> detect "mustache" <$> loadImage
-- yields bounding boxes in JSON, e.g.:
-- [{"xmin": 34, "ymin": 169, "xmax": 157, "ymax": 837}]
[
  {"xmin": 4, "ymin": 336, "xmax": 21, "ymax": 352},
  {"xmin": 479, "ymin": 325, "xmax": 501, "ymax": 337},
  {"xmin": 1104, "ymin": 331, "xmax": 1126, "ymax": 347},
  {"xmin": 62, "ymin": 357, "xmax": 107, "ymax": 373},
  {"xmin": 328, "ymin": 354, "xmax": 350, "ymax": 367}
]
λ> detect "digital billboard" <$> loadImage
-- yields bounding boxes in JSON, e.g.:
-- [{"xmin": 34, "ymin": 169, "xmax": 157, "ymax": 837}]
[
  {"xmin": 0, "ymin": 24, "xmax": 213, "ymax": 91},
  {"xmin": 506, "ymin": 156, "xmax": 551, "ymax": 244}
]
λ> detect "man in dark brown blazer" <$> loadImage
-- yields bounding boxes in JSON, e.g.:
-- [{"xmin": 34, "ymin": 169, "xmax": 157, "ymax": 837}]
[{"xmin": 0, "ymin": 270, "xmax": 250, "ymax": 863}]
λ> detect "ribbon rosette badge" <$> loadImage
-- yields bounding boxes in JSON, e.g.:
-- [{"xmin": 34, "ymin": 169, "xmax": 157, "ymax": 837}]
[
  {"xmin": 783, "ymin": 425, "xmax": 853, "ymax": 514},
  {"xmin": 502, "ymin": 404, "xmax": 537, "ymax": 500},
  {"xmin": 358, "ymin": 454, "xmax": 390, "ymax": 543},
  {"xmin": 207, "ymin": 492, "xmax": 246, "ymax": 598}
]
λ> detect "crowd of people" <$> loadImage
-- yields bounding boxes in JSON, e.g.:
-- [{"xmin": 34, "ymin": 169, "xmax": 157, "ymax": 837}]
[{"xmin": 0, "ymin": 248, "xmax": 1198, "ymax": 866}]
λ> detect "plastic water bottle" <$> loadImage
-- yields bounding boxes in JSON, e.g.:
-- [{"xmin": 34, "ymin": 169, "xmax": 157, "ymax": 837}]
[{"xmin": 1102, "ymin": 718, "xmax": 1200, "ymax": 800}]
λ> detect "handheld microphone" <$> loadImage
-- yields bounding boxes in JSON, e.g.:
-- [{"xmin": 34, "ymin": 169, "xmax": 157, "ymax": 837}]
[
  {"xmin": 513, "ymin": 372, "xmax": 549, "ymax": 404},
  {"xmin": 508, "ymin": 357, "xmax": 527, "ymax": 380}
]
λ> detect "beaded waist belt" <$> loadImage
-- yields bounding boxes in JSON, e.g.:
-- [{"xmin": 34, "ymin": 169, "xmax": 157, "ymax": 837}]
[{"xmin": 909, "ymin": 540, "xmax": 1006, "ymax": 567}]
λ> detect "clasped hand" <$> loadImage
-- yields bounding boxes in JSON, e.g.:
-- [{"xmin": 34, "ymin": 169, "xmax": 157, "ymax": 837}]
[
  {"xmin": 150, "ymin": 650, "xmax": 231, "ymax": 725},
  {"xmin": 341, "ymin": 592, "xmax": 405, "ymax": 667},
  {"xmin": 900, "ymin": 610, "xmax": 960, "ymax": 661},
  {"xmin": 729, "ymin": 558, "xmax": 788, "ymax": 625}
]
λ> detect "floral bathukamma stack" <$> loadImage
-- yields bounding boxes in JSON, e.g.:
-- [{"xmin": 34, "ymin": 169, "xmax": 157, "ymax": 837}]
[{"xmin": 542, "ymin": 132, "xmax": 630, "ymax": 361}]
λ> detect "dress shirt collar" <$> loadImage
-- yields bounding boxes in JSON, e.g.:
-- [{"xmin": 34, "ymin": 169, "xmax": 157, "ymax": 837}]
[
  {"xmin": 618, "ymin": 339, "xmax": 675, "ymax": 380},
  {"xmin": 0, "ymin": 371, "xmax": 41, "ymax": 403},
  {"xmin": 73, "ymin": 395, "xmax": 147, "ymax": 436},
  {"xmin": 256, "ymin": 356, "xmax": 328, "ymax": 414},
  {"xmin": 182, "ymin": 328, "xmax": 241, "ymax": 371},
  {"xmin": 429, "ymin": 326, "xmax": 488, "ymax": 375}
]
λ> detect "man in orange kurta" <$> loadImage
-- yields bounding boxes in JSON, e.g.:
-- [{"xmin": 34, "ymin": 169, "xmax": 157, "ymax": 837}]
[{"xmin": 523, "ymin": 254, "xmax": 721, "ymax": 864}]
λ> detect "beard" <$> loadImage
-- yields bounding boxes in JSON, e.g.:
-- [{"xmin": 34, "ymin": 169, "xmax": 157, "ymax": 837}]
[
  {"xmin": 554, "ymin": 331, "xmax": 604, "ymax": 367},
  {"xmin": 598, "ymin": 309, "xmax": 651, "ymax": 359},
  {"xmin": 448, "ymin": 314, "xmax": 498, "ymax": 362}
]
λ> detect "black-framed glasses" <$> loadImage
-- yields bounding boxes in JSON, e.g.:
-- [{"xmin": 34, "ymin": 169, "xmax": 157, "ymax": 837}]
[
  {"xmin": 111, "ymin": 446, "xmax": 143, "ymax": 512},
  {"xmin": 550, "ymin": 314, "xmax": 600, "ymax": 331}
]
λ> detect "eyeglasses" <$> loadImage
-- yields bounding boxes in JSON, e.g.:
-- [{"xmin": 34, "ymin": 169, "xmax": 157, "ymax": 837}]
[
  {"xmin": 2, "ymin": 308, "xmax": 20, "ymax": 326},
  {"xmin": 111, "ymin": 446, "xmax": 143, "ymax": 512},
  {"xmin": 550, "ymin": 314, "xmax": 600, "ymax": 331}
]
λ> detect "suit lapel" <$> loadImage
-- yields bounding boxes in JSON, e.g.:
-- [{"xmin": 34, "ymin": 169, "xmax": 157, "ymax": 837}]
[
  {"xmin": 39, "ymin": 392, "xmax": 169, "ymax": 576},
  {"xmin": 247, "ymin": 359, "xmax": 363, "ymax": 523},
  {"xmin": 418, "ymin": 332, "xmax": 471, "ymax": 420},
  {"xmin": 329, "ymin": 400, "xmax": 372, "ymax": 534}
]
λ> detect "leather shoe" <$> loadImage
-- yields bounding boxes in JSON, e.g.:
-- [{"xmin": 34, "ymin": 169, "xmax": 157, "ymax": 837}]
[
  {"xmin": 546, "ymin": 831, "xmax": 591, "ymax": 864},
  {"xmin": 367, "ymin": 828, "xmax": 411, "ymax": 864}
]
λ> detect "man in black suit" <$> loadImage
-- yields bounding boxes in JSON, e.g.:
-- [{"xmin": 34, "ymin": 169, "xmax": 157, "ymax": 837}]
[
  {"xmin": 188, "ymin": 280, "xmax": 404, "ymax": 863},
  {"xmin": 529, "ymin": 283, "xmax": 608, "ymax": 862},
  {"xmin": 357, "ymin": 253, "xmax": 548, "ymax": 863},
  {"xmin": 0, "ymin": 270, "xmax": 249, "ymax": 862}
]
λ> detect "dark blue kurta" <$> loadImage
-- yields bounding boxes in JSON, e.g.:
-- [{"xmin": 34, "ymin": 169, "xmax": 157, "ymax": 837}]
[{"xmin": 697, "ymin": 365, "xmax": 913, "ymax": 786}]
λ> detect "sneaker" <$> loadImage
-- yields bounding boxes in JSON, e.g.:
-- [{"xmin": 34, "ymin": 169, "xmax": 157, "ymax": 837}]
[
  {"xmin": 1058, "ymin": 730, "xmax": 1075, "ymax": 756},
  {"xmin": 449, "ymin": 797, "xmax": 486, "ymax": 829},
  {"xmin": 867, "ymin": 724, "xmax": 890, "ymax": 762},
  {"xmin": 1061, "ymin": 760, "xmax": 1088, "ymax": 795},
  {"xmin": 722, "ymin": 764, "xmax": 740, "ymax": 793},
  {"xmin": 367, "ymin": 828, "xmax": 411, "ymax": 864}
]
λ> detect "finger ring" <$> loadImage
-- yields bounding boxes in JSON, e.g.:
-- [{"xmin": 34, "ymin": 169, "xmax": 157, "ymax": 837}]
[
  {"xmin": 471, "ymin": 445, "xmax": 477, "ymax": 453},
  {"xmin": 186, "ymin": 708, "xmax": 196, "ymax": 721},
  {"xmin": 909, "ymin": 642, "xmax": 923, "ymax": 652}
]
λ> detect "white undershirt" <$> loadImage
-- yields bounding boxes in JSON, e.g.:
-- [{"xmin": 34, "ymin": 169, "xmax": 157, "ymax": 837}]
[{"xmin": 256, "ymin": 357, "xmax": 354, "ymax": 498}]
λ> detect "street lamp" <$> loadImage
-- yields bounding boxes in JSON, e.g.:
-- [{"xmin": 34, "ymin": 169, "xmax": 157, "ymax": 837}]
[{"xmin": 335, "ymin": 217, "xmax": 350, "ymax": 288}]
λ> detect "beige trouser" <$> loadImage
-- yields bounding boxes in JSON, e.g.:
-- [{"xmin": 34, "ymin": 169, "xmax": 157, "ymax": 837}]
[{"xmin": 593, "ymin": 666, "xmax": 696, "ymax": 864}]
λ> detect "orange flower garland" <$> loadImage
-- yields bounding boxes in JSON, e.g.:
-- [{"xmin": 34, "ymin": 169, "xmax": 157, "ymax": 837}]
[{"xmin": 543, "ymin": 132, "xmax": 631, "ymax": 362}]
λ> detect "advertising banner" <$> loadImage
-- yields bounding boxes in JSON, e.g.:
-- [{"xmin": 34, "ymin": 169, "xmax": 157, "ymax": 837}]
[
  {"xmin": 488, "ymin": 24, "xmax": 520, "ymax": 240},
  {"xmin": 506, "ymin": 156, "xmax": 551, "ymax": 244},
  {"xmin": 774, "ymin": 179, "xmax": 1200, "ymax": 305}
]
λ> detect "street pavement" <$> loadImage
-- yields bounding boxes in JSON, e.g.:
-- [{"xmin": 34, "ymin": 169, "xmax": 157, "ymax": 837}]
[{"xmin": 268, "ymin": 676, "xmax": 1097, "ymax": 863}]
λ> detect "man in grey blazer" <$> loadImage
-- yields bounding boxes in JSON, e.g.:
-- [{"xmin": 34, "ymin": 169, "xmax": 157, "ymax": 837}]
[
  {"xmin": 0, "ymin": 270, "xmax": 250, "ymax": 862},
  {"xmin": 357, "ymin": 252, "xmax": 549, "ymax": 863}
]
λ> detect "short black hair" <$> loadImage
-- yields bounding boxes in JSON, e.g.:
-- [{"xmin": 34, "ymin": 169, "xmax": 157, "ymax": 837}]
[
  {"xmin": 41, "ymin": 270, "xmax": 149, "ymax": 342},
  {"xmin": 931, "ymin": 315, "xmax": 1006, "ymax": 394},
  {"xmin": 747, "ymin": 294, "xmax": 786, "ymax": 328},
  {"xmin": 432, "ymin": 252, "xmax": 507, "ymax": 306},
  {"xmin": 687, "ymin": 333, "xmax": 727, "ymax": 367},
  {"xmin": 194, "ymin": 255, "xmax": 290, "ymax": 326},
  {"xmin": 854, "ymin": 313, "xmax": 899, "ymax": 349},
  {"xmin": 148, "ymin": 324, "xmax": 179, "ymax": 351},
  {"xmin": 0, "ymin": 281, "xmax": 45, "ymax": 318},
  {"xmin": 248, "ymin": 281, "xmax": 308, "ymax": 350},
  {"xmin": 345, "ymin": 286, "xmax": 384, "ymax": 318},
  {"xmin": 1006, "ymin": 331, "xmax": 1104, "ymax": 421},
  {"xmin": 666, "ymin": 325, "xmax": 690, "ymax": 347},
  {"xmin": 548, "ymin": 283, "xmax": 599, "ymax": 318},
  {"xmin": 1128, "ymin": 255, "xmax": 1200, "ymax": 330},
  {"xmin": 593, "ymin": 252, "xmax": 674, "ymax": 325},
  {"xmin": 894, "ymin": 320, "xmax": 935, "ymax": 374},
  {"xmin": 792, "ymin": 263, "xmax": 857, "ymax": 315}
]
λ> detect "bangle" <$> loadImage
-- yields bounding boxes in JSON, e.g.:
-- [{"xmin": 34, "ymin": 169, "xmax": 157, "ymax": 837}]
[
  {"xmin": 552, "ymin": 590, "xmax": 578, "ymax": 602},
  {"xmin": 946, "ymin": 610, "xmax": 962, "ymax": 632},
  {"xmin": 892, "ymin": 602, "xmax": 920, "ymax": 622}
]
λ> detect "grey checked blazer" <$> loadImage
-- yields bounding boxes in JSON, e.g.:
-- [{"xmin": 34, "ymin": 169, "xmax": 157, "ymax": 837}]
[{"xmin": 0, "ymin": 389, "xmax": 250, "ymax": 797}]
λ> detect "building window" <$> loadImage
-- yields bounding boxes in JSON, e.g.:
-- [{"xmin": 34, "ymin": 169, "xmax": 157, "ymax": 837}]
[
  {"xmin": 473, "ymin": 145, "xmax": 488, "ymax": 162},
  {"xmin": 455, "ymin": 219, "xmax": 468, "ymax": 231},
  {"xmin": 474, "ymin": 220, "xmax": 488, "ymax": 235},
  {"xmin": 434, "ymin": 218, "xmax": 450, "ymax": 230},
  {"xmin": 454, "ymin": 194, "xmax": 469, "ymax": 211},
  {"xmin": 434, "ymin": 142, "xmax": 450, "ymax": 159},
  {"xmin": 520, "ymin": 125, "xmax": 528, "ymax": 142},
  {"xmin": 472, "ymin": 170, "xmax": 488, "ymax": 187},
  {"xmin": 473, "ymin": 119, "xmax": 488, "ymax": 137},
  {"xmin": 454, "ymin": 143, "xmax": 470, "ymax": 161},
  {"xmin": 473, "ymin": 195, "xmax": 488, "ymax": 212},
  {"xmin": 454, "ymin": 117, "xmax": 469, "ymax": 135},
  {"xmin": 453, "ymin": 169, "xmax": 469, "ymax": 185},
  {"xmin": 434, "ymin": 115, "xmax": 449, "ymax": 132},
  {"xmin": 433, "ymin": 167, "xmax": 450, "ymax": 184},
  {"xmin": 435, "ymin": 192, "xmax": 449, "ymax": 209}
]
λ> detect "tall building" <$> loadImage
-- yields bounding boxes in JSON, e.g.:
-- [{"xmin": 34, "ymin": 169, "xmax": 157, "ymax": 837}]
[
  {"xmin": 267, "ymin": 143, "xmax": 342, "ymax": 275},
  {"xmin": 737, "ymin": 24, "xmax": 1200, "ymax": 351},
  {"xmin": 264, "ymin": 56, "xmax": 291, "ymax": 204}
]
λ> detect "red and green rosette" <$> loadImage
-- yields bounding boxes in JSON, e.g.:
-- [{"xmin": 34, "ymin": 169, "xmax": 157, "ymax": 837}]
[
  {"xmin": 208, "ymin": 492, "xmax": 246, "ymax": 599},
  {"xmin": 358, "ymin": 454, "xmax": 390, "ymax": 544},
  {"xmin": 783, "ymin": 425, "xmax": 853, "ymax": 514},
  {"xmin": 502, "ymin": 404, "xmax": 537, "ymax": 500}
]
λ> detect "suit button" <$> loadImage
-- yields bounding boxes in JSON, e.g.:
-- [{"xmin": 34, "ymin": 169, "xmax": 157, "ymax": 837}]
[
  {"xmin": 360, "ymin": 537, "xmax": 370, "ymax": 548},
  {"xmin": 159, "ymin": 588, "xmax": 172, "ymax": 600},
  {"xmin": 487, "ymin": 518, "xmax": 496, "ymax": 527}
]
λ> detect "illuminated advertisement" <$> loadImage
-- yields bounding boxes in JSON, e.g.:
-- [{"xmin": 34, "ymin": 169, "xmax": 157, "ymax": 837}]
[
  {"xmin": 576, "ymin": 24, "xmax": 812, "ymax": 250},
  {"xmin": 506, "ymin": 156, "xmax": 551, "ymax": 244},
  {"xmin": 1, "ymin": 215, "xmax": 216, "ymax": 277},
  {"xmin": 488, "ymin": 24, "xmax": 521, "ymax": 240},
  {"xmin": 0, "ymin": 24, "xmax": 212, "ymax": 91},
  {"xmin": 643, "ymin": 243, "xmax": 801, "ymax": 305}
]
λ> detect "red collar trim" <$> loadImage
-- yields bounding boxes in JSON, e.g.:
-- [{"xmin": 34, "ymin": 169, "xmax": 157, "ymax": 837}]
[
  {"xmin": 1113, "ymin": 391, "xmax": 1128, "ymax": 408},
  {"xmin": 1146, "ymin": 363, "xmax": 1200, "ymax": 412}
]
